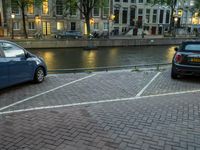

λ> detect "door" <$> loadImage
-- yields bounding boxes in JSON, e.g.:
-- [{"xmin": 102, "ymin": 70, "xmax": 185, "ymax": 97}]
[
  {"xmin": 0, "ymin": 46, "xmax": 8, "ymax": 89},
  {"xmin": 151, "ymin": 27, "xmax": 156, "ymax": 35},
  {"xmin": 42, "ymin": 22, "xmax": 51, "ymax": 35},
  {"xmin": 1, "ymin": 42, "xmax": 34, "ymax": 85}
]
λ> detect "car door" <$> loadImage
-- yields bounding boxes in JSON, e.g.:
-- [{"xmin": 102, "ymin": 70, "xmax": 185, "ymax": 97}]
[
  {"xmin": 1, "ymin": 42, "xmax": 34, "ymax": 85},
  {"xmin": 0, "ymin": 45, "xmax": 9, "ymax": 89}
]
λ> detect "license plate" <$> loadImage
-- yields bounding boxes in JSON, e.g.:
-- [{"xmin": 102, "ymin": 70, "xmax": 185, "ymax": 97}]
[{"xmin": 191, "ymin": 58, "xmax": 200, "ymax": 63}]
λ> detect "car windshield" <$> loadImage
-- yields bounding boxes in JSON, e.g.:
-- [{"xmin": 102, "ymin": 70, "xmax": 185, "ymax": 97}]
[{"xmin": 184, "ymin": 44, "xmax": 200, "ymax": 51}]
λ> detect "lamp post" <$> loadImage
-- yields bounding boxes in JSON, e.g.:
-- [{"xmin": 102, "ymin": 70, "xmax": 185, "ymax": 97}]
[
  {"xmin": 107, "ymin": 14, "xmax": 115, "ymax": 38},
  {"xmin": 11, "ymin": 13, "xmax": 15, "ymax": 39},
  {"xmin": 174, "ymin": 16, "xmax": 178, "ymax": 37}
]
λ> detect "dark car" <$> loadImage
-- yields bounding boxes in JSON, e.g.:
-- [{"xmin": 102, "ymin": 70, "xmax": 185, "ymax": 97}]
[
  {"xmin": 0, "ymin": 40, "xmax": 47, "ymax": 89},
  {"xmin": 55, "ymin": 31, "xmax": 82, "ymax": 39},
  {"xmin": 171, "ymin": 41, "xmax": 200, "ymax": 79}
]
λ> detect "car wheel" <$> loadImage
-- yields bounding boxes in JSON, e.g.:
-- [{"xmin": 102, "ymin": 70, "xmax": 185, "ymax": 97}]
[
  {"xmin": 171, "ymin": 67, "xmax": 179, "ymax": 79},
  {"xmin": 34, "ymin": 67, "xmax": 45, "ymax": 83}
]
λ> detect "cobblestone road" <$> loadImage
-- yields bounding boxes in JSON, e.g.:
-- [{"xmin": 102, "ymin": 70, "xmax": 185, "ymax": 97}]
[{"xmin": 1, "ymin": 69, "xmax": 200, "ymax": 150}]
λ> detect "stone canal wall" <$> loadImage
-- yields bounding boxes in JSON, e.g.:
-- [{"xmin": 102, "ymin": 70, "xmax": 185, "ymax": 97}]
[{"xmin": 14, "ymin": 38, "xmax": 199, "ymax": 49}]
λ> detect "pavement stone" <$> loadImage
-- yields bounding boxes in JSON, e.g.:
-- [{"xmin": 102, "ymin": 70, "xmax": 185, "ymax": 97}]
[
  {"xmin": 1, "ymin": 71, "xmax": 156, "ymax": 112},
  {"xmin": 1, "ymin": 69, "xmax": 200, "ymax": 149}
]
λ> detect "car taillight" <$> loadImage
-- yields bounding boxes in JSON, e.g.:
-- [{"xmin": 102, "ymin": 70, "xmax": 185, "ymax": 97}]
[{"xmin": 174, "ymin": 53, "xmax": 183, "ymax": 64}]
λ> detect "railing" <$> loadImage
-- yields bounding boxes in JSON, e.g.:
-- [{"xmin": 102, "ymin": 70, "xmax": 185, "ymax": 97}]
[{"xmin": 48, "ymin": 63, "xmax": 172, "ymax": 74}]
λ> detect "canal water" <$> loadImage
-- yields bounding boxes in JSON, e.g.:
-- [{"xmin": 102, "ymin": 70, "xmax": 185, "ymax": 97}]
[{"xmin": 28, "ymin": 45, "xmax": 176, "ymax": 70}]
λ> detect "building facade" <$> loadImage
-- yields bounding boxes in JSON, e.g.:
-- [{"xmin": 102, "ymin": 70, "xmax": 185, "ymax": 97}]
[
  {"xmin": 112, "ymin": 0, "xmax": 171, "ymax": 35},
  {"xmin": 5, "ymin": 0, "xmax": 192, "ymax": 37},
  {"xmin": 5, "ymin": 0, "xmax": 82, "ymax": 37},
  {"xmin": 177, "ymin": 0, "xmax": 200, "ymax": 34}
]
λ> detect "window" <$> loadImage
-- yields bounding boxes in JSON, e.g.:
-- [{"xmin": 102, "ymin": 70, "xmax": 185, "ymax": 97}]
[
  {"xmin": 131, "ymin": 0, "xmax": 136, "ymax": 3},
  {"xmin": 104, "ymin": 22, "xmax": 108, "ymax": 30},
  {"xmin": 138, "ymin": 9, "xmax": 143, "ymax": 15},
  {"xmin": 130, "ymin": 8, "xmax": 135, "ymax": 26},
  {"xmin": 114, "ymin": 9, "xmax": 119, "ymax": 23},
  {"xmin": 56, "ymin": 0, "xmax": 63, "ymax": 15},
  {"xmin": 103, "ymin": 0, "xmax": 109, "ymax": 17},
  {"xmin": 184, "ymin": 44, "xmax": 200, "ymax": 51},
  {"xmin": 71, "ymin": 22, "xmax": 76, "ymax": 31},
  {"xmin": 115, "ymin": 0, "xmax": 120, "ymax": 2},
  {"xmin": 138, "ymin": 0, "xmax": 143, "ymax": 3},
  {"xmin": 146, "ymin": 9, "xmax": 150, "ymax": 23},
  {"xmin": 57, "ymin": 22, "xmax": 64, "ymax": 31},
  {"xmin": 159, "ymin": 10, "xmax": 164, "ymax": 24},
  {"xmin": 13, "ymin": 22, "xmax": 20, "ymax": 30},
  {"xmin": 166, "ymin": 10, "xmax": 170, "ymax": 24},
  {"xmin": 27, "ymin": 1, "xmax": 34, "ymax": 14},
  {"xmin": 94, "ymin": 23, "xmax": 99, "ymax": 30},
  {"xmin": 93, "ymin": 7, "xmax": 100, "ymax": 16},
  {"xmin": 122, "ymin": 8, "xmax": 128, "ymax": 24},
  {"xmin": 11, "ymin": 0, "xmax": 20, "ymax": 15},
  {"xmin": 28, "ymin": 22, "xmax": 35, "ymax": 30},
  {"xmin": 1, "ymin": 43, "xmax": 25, "ymax": 58},
  {"xmin": 152, "ymin": 9, "xmax": 157, "ymax": 23},
  {"xmin": 42, "ymin": 0, "xmax": 48, "ymax": 14},
  {"xmin": 70, "ymin": 8, "xmax": 76, "ymax": 16},
  {"xmin": 123, "ymin": 0, "xmax": 128, "ymax": 2}
]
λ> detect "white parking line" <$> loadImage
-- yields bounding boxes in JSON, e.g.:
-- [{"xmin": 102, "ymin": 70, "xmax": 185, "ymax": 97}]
[
  {"xmin": 0, "ymin": 74, "xmax": 96, "ymax": 112},
  {"xmin": 136, "ymin": 72, "xmax": 161, "ymax": 97},
  {"xmin": 1, "ymin": 89, "xmax": 200, "ymax": 115}
]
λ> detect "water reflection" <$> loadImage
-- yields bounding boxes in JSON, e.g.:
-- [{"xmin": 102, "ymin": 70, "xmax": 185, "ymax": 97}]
[
  {"xmin": 28, "ymin": 45, "xmax": 176, "ymax": 70},
  {"xmin": 166, "ymin": 46, "xmax": 176, "ymax": 63},
  {"xmin": 82, "ymin": 51, "xmax": 97, "ymax": 68}
]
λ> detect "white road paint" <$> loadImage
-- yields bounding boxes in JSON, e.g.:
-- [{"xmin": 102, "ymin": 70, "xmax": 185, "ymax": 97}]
[
  {"xmin": 136, "ymin": 72, "xmax": 161, "ymax": 97},
  {"xmin": 0, "ymin": 74, "xmax": 96, "ymax": 112},
  {"xmin": 1, "ymin": 89, "xmax": 200, "ymax": 115}
]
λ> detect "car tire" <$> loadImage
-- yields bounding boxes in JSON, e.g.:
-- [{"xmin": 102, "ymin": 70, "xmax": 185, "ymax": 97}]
[
  {"xmin": 34, "ymin": 67, "xmax": 45, "ymax": 83},
  {"xmin": 171, "ymin": 67, "xmax": 179, "ymax": 79}
]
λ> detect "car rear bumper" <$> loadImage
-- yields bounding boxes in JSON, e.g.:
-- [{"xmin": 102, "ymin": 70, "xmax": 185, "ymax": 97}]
[{"xmin": 172, "ymin": 63, "xmax": 200, "ymax": 76}]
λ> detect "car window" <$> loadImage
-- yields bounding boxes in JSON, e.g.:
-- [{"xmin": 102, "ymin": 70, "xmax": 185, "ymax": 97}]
[
  {"xmin": 0, "ymin": 42, "xmax": 25, "ymax": 58},
  {"xmin": 184, "ymin": 44, "xmax": 200, "ymax": 51},
  {"xmin": 0, "ymin": 50, "xmax": 4, "ymax": 57}
]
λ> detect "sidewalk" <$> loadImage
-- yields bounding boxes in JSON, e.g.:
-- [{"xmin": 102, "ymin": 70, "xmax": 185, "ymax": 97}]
[{"xmin": 1, "ymin": 69, "xmax": 200, "ymax": 149}]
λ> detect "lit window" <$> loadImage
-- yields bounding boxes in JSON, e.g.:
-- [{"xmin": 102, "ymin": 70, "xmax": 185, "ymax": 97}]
[
  {"xmin": 27, "ymin": 1, "xmax": 34, "ymax": 14},
  {"xmin": 57, "ymin": 22, "xmax": 64, "ymax": 31},
  {"xmin": 43, "ymin": 0, "xmax": 49, "ymax": 14}
]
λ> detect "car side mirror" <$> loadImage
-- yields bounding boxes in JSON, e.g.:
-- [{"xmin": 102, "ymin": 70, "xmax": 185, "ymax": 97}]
[
  {"xmin": 25, "ymin": 51, "xmax": 31, "ymax": 58},
  {"xmin": 174, "ymin": 47, "xmax": 178, "ymax": 51}
]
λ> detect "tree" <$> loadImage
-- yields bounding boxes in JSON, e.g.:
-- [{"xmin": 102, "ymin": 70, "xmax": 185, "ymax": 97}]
[
  {"xmin": 64, "ymin": 0, "xmax": 106, "ymax": 36},
  {"xmin": 11, "ymin": 0, "xmax": 44, "ymax": 38}
]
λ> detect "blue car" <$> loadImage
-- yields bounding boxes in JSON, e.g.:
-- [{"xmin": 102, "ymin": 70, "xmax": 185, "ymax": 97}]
[{"xmin": 0, "ymin": 40, "xmax": 47, "ymax": 89}]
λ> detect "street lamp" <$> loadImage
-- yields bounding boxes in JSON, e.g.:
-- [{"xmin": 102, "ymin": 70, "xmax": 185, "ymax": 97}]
[
  {"xmin": 174, "ymin": 16, "xmax": 178, "ymax": 37},
  {"xmin": 107, "ymin": 14, "xmax": 115, "ymax": 38},
  {"xmin": 11, "ymin": 13, "xmax": 15, "ymax": 39}
]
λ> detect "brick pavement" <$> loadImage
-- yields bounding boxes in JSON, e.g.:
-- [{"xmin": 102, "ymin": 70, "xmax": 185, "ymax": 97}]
[{"xmin": 1, "ymin": 69, "xmax": 200, "ymax": 149}]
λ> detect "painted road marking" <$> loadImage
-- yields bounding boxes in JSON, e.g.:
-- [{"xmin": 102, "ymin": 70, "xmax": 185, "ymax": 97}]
[
  {"xmin": 1, "ymin": 89, "xmax": 200, "ymax": 115},
  {"xmin": 0, "ymin": 74, "xmax": 96, "ymax": 112},
  {"xmin": 136, "ymin": 72, "xmax": 161, "ymax": 97}
]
